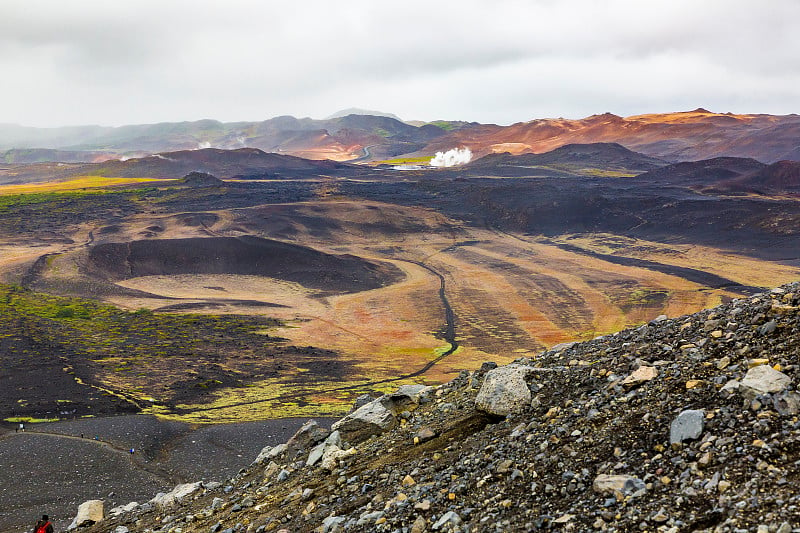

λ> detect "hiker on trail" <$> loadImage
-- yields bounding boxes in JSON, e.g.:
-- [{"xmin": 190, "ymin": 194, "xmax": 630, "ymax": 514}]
[
  {"xmin": 129, "ymin": 448, "xmax": 135, "ymax": 456},
  {"xmin": 19, "ymin": 423, "xmax": 24, "ymax": 432},
  {"xmin": 32, "ymin": 514, "xmax": 53, "ymax": 533}
]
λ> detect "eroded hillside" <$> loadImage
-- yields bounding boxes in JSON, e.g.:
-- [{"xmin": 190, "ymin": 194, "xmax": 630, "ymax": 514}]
[{"xmin": 82, "ymin": 282, "xmax": 800, "ymax": 532}]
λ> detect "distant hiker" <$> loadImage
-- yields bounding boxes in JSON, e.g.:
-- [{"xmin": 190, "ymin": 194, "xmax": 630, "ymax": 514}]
[
  {"xmin": 19, "ymin": 423, "xmax": 24, "ymax": 432},
  {"xmin": 80, "ymin": 433, "xmax": 84, "ymax": 439},
  {"xmin": 32, "ymin": 514, "xmax": 53, "ymax": 533},
  {"xmin": 94, "ymin": 435, "xmax": 98, "ymax": 440},
  {"xmin": 129, "ymin": 448, "xmax": 135, "ymax": 456}
]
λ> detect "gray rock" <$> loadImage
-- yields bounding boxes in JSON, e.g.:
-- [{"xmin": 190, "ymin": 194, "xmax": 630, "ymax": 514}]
[
  {"xmin": 392, "ymin": 384, "xmax": 432, "ymax": 402},
  {"xmin": 252, "ymin": 442, "xmax": 288, "ymax": 465},
  {"xmin": 670, "ymin": 409, "xmax": 705, "ymax": 444},
  {"xmin": 113, "ymin": 527, "xmax": 129, "ymax": 533},
  {"xmin": 740, "ymin": 365, "xmax": 792, "ymax": 398},
  {"xmin": 390, "ymin": 384, "xmax": 434, "ymax": 410},
  {"xmin": 331, "ymin": 397, "xmax": 396, "ymax": 443},
  {"xmin": 306, "ymin": 441, "xmax": 327, "ymax": 467},
  {"xmin": 356, "ymin": 510, "xmax": 385, "ymax": 525},
  {"xmin": 758, "ymin": 320, "xmax": 777, "ymax": 335},
  {"xmin": 108, "ymin": 501, "xmax": 138, "ymax": 517},
  {"xmin": 307, "ymin": 430, "xmax": 344, "ymax": 467},
  {"xmin": 350, "ymin": 394, "xmax": 375, "ymax": 412},
  {"xmin": 720, "ymin": 379, "xmax": 740, "ymax": 394},
  {"xmin": 550, "ymin": 341, "xmax": 576, "ymax": 352},
  {"xmin": 286, "ymin": 419, "xmax": 330, "ymax": 458},
  {"xmin": 432, "ymin": 511, "xmax": 462, "ymax": 529},
  {"xmin": 322, "ymin": 515, "xmax": 346, "ymax": 533},
  {"xmin": 68, "ymin": 499, "xmax": 105, "ymax": 530},
  {"xmin": 150, "ymin": 482, "xmax": 203, "ymax": 507},
  {"xmin": 475, "ymin": 364, "xmax": 534, "ymax": 416},
  {"xmin": 773, "ymin": 391, "xmax": 800, "ymax": 416}
]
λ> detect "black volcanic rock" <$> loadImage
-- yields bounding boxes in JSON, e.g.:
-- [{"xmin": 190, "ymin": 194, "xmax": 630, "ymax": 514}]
[
  {"xmin": 177, "ymin": 171, "xmax": 225, "ymax": 187},
  {"xmin": 726, "ymin": 160, "xmax": 800, "ymax": 193},
  {"xmin": 636, "ymin": 156, "xmax": 766, "ymax": 186}
]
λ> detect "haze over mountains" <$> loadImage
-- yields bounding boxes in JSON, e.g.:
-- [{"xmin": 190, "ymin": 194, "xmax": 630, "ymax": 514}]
[{"xmin": 3, "ymin": 108, "xmax": 800, "ymax": 165}]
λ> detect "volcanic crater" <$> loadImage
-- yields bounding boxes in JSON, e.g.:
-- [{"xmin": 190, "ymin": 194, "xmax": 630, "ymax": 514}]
[{"xmin": 86, "ymin": 235, "xmax": 405, "ymax": 296}]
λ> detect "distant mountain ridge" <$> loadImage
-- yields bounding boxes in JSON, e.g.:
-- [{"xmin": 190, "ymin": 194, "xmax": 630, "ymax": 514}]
[
  {"xmin": 2, "ymin": 109, "xmax": 800, "ymax": 164},
  {"xmin": 0, "ymin": 114, "xmax": 448, "ymax": 162}
]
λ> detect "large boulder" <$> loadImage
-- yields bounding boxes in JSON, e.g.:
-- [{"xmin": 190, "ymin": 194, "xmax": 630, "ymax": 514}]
[
  {"xmin": 740, "ymin": 365, "xmax": 792, "ymax": 398},
  {"xmin": 331, "ymin": 397, "xmax": 396, "ymax": 443},
  {"xmin": 108, "ymin": 501, "xmax": 138, "ymax": 517},
  {"xmin": 68, "ymin": 499, "xmax": 104, "ymax": 530},
  {"xmin": 475, "ymin": 364, "xmax": 534, "ymax": 416},
  {"xmin": 149, "ymin": 481, "xmax": 203, "ymax": 507},
  {"xmin": 286, "ymin": 419, "xmax": 330, "ymax": 459},
  {"xmin": 252, "ymin": 442, "xmax": 287, "ymax": 465},
  {"xmin": 388, "ymin": 384, "xmax": 434, "ymax": 410}
]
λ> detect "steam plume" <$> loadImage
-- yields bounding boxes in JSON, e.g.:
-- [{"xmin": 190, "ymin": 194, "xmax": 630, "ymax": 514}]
[{"xmin": 430, "ymin": 147, "xmax": 472, "ymax": 167}]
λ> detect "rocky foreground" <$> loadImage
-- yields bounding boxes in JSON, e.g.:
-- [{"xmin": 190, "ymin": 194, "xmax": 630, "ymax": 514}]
[{"xmin": 77, "ymin": 283, "xmax": 800, "ymax": 533}]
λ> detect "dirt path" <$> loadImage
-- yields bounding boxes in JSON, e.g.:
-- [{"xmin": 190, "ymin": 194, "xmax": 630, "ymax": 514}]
[{"xmin": 0, "ymin": 429, "xmax": 178, "ymax": 485}]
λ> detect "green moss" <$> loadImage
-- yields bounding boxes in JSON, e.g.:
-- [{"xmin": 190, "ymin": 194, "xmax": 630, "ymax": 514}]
[
  {"xmin": 427, "ymin": 121, "xmax": 457, "ymax": 131},
  {"xmin": 4, "ymin": 416, "xmax": 60, "ymax": 423}
]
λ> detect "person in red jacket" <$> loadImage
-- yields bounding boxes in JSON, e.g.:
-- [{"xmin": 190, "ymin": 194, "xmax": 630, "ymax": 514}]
[{"xmin": 32, "ymin": 514, "xmax": 53, "ymax": 533}]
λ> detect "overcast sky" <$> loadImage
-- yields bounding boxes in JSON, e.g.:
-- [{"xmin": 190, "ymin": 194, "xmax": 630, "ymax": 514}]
[{"xmin": 2, "ymin": 0, "xmax": 799, "ymax": 127}]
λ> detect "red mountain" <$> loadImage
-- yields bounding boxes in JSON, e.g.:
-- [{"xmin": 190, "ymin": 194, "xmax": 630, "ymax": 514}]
[{"xmin": 413, "ymin": 109, "xmax": 800, "ymax": 164}]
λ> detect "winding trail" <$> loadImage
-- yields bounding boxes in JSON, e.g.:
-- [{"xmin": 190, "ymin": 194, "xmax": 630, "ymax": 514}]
[
  {"xmin": 0, "ymin": 429, "xmax": 179, "ymax": 484},
  {"xmin": 179, "ymin": 257, "xmax": 460, "ymax": 414}
]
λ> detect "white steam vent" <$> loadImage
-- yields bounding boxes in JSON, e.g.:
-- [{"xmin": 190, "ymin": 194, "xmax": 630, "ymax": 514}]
[{"xmin": 430, "ymin": 147, "xmax": 472, "ymax": 167}]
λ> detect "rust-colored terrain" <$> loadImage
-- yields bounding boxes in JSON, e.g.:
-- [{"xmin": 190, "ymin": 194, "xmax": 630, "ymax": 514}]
[{"xmin": 416, "ymin": 109, "xmax": 800, "ymax": 163}]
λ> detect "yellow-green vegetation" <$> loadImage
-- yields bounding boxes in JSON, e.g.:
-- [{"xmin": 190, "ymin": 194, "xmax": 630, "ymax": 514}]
[
  {"xmin": 427, "ymin": 121, "xmax": 458, "ymax": 131},
  {"xmin": 373, "ymin": 156, "xmax": 432, "ymax": 165},
  {"xmin": 0, "ymin": 284, "xmax": 315, "ymax": 422},
  {"xmin": 578, "ymin": 168, "xmax": 638, "ymax": 178},
  {"xmin": 166, "ymin": 375, "xmax": 427, "ymax": 424},
  {"xmin": 4, "ymin": 416, "xmax": 60, "ymax": 423},
  {"xmin": 0, "ymin": 283, "xmax": 434, "ymax": 423},
  {"xmin": 0, "ymin": 176, "xmax": 161, "ymax": 196},
  {"xmin": 624, "ymin": 288, "xmax": 670, "ymax": 312}
]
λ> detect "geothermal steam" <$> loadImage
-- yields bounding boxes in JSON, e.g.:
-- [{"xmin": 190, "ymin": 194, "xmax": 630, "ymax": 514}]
[{"xmin": 430, "ymin": 147, "xmax": 472, "ymax": 167}]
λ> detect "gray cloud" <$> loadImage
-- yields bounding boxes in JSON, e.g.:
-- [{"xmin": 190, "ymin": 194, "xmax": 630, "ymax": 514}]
[{"xmin": 1, "ymin": 0, "xmax": 797, "ymax": 127}]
